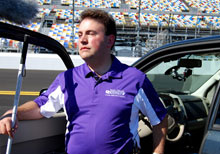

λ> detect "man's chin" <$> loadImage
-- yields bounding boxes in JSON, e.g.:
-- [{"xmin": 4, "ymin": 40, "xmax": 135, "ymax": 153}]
[{"xmin": 79, "ymin": 54, "xmax": 92, "ymax": 62}]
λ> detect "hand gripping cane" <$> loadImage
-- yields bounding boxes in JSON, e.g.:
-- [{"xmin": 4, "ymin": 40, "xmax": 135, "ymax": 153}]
[{"xmin": 5, "ymin": 35, "xmax": 29, "ymax": 154}]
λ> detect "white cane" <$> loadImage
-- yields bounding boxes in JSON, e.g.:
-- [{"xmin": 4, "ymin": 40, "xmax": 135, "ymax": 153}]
[{"xmin": 5, "ymin": 35, "xmax": 29, "ymax": 154}]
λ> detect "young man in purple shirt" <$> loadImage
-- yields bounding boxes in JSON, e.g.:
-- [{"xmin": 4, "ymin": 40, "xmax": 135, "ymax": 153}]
[{"xmin": 0, "ymin": 9, "xmax": 167, "ymax": 154}]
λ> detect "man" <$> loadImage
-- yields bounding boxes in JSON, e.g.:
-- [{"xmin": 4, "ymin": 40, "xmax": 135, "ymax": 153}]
[{"xmin": 0, "ymin": 9, "xmax": 167, "ymax": 154}]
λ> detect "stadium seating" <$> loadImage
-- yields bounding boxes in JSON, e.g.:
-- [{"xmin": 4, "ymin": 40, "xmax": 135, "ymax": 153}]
[
  {"xmin": 61, "ymin": 0, "xmax": 71, "ymax": 5},
  {"xmin": 37, "ymin": 0, "xmax": 52, "ymax": 5},
  {"xmin": 25, "ymin": 22, "xmax": 41, "ymax": 32},
  {"xmin": 55, "ymin": 9, "xmax": 72, "ymax": 20},
  {"xmin": 36, "ymin": 8, "xmax": 51, "ymax": 18},
  {"xmin": 185, "ymin": 0, "xmax": 220, "ymax": 14},
  {"xmin": 204, "ymin": 16, "xmax": 220, "ymax": 29},
  {"xmin": 48, "ymin": 23, "xmax": 79, "ymax": 48},
  {"xmin": 1, "ymin": 0, "xmax": 220, "ymax": 53},
  {"xmin": 53, "ymin": 9, "xmax": 82, "ymax": 23},
  {"xmin": 61, "ymin": 0, "xmax": 121, "ymax": 8},
  {"xmin": 171, "ymin": 15, "xmax": 208, "ymax": 29},
  {"xmin": 125, "ymin": 0, "xmax": 189, "ymax": 12},
  {"xmin": 110, "ymin": 12, "xmax": 126, "ymax": 25}
]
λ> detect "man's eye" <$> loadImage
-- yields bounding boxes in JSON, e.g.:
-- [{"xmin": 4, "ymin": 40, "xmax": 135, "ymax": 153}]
[{"xmin": 89, "ymin": 32, "xmax": 96, "ymax": 35}]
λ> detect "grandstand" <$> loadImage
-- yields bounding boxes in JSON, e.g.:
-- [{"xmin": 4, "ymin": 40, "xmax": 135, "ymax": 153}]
[{"xmin": 1, "ymin": 0, "xmax": 220, "ymax": 57}]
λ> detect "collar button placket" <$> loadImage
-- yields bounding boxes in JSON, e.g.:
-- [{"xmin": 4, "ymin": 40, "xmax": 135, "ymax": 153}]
[
  {"xmin": 93, "ymin": 80, "xmax": 99, "ymax": 95},
  {"xmin": 94, "ymin": 85, "xmax": 98, "ymax": 94}
]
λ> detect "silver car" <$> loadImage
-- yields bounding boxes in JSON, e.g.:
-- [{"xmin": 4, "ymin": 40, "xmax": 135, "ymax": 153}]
[{"xmin": 133, "ymin": 36, "xmax": 220, "ymax": 154}]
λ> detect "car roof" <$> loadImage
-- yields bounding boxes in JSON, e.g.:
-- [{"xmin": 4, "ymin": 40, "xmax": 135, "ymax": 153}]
[{"xmin": 133, "ymin": 35, "xmax": 220, "ymax": 72}]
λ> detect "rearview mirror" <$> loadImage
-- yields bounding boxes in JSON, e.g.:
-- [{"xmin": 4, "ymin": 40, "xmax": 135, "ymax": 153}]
[{"xmin": 178, "ymin": 59, "xmax": 202, "ymax": 68}]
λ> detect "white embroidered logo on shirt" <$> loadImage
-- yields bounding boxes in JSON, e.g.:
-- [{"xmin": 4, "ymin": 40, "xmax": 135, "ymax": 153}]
[{"xmin": 105, "ymin": 89, "xmax": 125, "ymax": 97}]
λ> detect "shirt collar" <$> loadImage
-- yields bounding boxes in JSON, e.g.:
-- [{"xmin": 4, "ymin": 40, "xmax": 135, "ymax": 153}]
[
  {"xmin": 84, "ymin": 63, "xmax": 93, "ymax": 78},
  {"xmin": 84, "ymin": 55, "xmax": 123, "ymax": 80}
]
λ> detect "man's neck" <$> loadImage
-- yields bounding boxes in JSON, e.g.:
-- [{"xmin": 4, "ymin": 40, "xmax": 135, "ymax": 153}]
[{"xmin": 87, "ymin": 55, "xmax": 112, "ymax": 77}]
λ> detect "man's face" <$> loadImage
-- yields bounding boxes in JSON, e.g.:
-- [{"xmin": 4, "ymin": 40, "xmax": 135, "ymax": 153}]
[{"xmin": 78, "ymin": 18, "xmax": 113, "ymax": 62}]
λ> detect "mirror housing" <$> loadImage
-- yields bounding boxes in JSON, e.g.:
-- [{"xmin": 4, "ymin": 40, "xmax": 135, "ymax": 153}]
[{"xmin": 178, "ymin": 59, "xmax": 202, "ymax": 68}]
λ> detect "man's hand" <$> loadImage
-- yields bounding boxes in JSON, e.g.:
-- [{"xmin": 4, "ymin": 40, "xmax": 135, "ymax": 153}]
[
  {"xmin": 0, "ymin": 112, "xmax": 18, "ymax": 138},
  {"xmin": 0, "ymin": 101, "xmax": 43, "ymax": 138}
]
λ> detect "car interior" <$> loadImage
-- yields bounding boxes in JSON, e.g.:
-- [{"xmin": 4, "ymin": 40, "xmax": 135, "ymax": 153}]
[{"xmin": 137, "ymin": 52, "xmax": 220, "ymax": 154}]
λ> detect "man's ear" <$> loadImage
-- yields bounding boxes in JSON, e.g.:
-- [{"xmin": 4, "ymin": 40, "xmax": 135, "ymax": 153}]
[{"xmin": 106, "ymin": 34, "xmax": 115, "ymax": 49}]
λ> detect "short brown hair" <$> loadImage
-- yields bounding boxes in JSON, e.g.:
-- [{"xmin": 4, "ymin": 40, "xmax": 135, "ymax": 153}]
[{"xmin": 80, "ymin": 9, "xmax": 117, "ymax": 49}]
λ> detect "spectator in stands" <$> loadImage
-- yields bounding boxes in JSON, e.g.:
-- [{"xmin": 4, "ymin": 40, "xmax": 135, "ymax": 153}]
[
  {"xmin": 0, "ymin": 9, "xmax": 167, "ymax": 154},
  {"xmin": 17, "ymin": 42, "xmax": 22, "ymax": 53},
  {"xmin": 3, "ymin": 38, "xmax": 8, "ymax": 52}
]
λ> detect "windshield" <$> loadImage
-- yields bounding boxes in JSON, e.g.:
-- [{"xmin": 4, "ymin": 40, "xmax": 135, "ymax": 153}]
[{"xmin": 146, "ymin": 53, "xmax": 220, "ymax": 94}]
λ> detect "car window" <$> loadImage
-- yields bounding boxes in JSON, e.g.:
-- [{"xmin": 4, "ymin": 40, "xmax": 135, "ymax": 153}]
[
  {"xmin": 146, "ymin": 53, "xmax": 220, "ymax": 94},
  {"xmin": 215, "ymin": 110, "xmax": 220, "ymax": 124},
  {"xmin": 214, "ymin": 98, "xmax": 220, "ymax": 126}
]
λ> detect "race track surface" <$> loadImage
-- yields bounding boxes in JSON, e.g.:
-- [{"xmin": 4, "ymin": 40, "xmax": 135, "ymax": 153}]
[{"xmin": 0, "ymin": 69, "xmax": 62, "ymax": 115}]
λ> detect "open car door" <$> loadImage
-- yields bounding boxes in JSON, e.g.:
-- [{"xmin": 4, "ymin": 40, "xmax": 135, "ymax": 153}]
[{"xmin": 0, "ymin": 22, "xmax": 74, "ymax": 154}]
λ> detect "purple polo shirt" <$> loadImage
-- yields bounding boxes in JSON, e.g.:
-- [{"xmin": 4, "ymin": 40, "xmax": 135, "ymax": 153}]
[{"xmin": 34, "ymin": 56, "xmax": 167, "ymax": 154}]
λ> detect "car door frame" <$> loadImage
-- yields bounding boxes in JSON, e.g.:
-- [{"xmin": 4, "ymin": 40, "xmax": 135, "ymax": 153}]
[{"xmin": 199, "ymin": 81, "xmax": 220, "ymax": 154}]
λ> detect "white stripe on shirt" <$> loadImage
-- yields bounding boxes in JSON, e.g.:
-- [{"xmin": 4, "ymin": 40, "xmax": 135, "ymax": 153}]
[{"xmin": 40, "ymin": 86, "xmax": 64, "ymax": 118}]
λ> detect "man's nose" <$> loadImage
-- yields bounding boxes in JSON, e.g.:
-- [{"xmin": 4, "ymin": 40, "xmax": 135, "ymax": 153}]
[{"xmin": 79, "ymin": 34, "xmax": 88, "ymax": 43}]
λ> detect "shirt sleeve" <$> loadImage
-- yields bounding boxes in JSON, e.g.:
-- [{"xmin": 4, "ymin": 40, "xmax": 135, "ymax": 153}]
[
  {"xmin": 34, "ymin": 72, "xmax": 65, "ymax": 118},
  {"xmin": 134, "ymin": 76, "xmax": 167, "ymax": 126}
]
